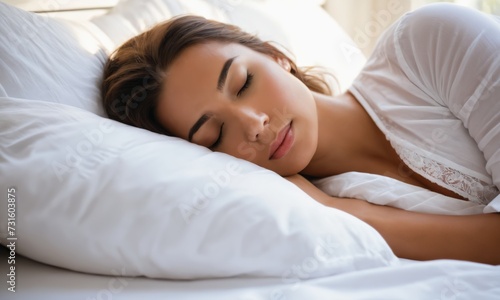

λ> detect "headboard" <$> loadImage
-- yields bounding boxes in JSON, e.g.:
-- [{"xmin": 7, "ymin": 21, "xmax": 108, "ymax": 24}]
[{"xmin": 2, "ymin": 0, "xmax": 117, "ymax": 20}]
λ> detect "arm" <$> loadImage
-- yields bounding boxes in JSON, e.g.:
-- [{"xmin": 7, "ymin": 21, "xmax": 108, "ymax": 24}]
[{"xmin": 286, "ymin": 174, "xmax": 500, "ymax": 265}]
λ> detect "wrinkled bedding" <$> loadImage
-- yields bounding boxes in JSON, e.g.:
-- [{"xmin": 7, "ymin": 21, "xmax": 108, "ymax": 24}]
[{"xmin": 313, "ymin": 171, "xmax": 495, "ymax": 215}]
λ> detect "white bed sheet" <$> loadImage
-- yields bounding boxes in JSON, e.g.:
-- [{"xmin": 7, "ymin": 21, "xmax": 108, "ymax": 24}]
[{"xmin": 2, "ymin": 246, "xmax": 499, "ymax": 300}]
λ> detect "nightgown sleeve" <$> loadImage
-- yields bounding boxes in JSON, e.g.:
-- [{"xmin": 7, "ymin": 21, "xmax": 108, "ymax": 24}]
[{"xmin": 392, "ymin": 3, "xmax": 500, "ymax": 212}]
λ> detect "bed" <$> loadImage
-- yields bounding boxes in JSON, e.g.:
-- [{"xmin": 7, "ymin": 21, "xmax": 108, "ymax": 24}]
[{"xmin": 1, "ymin": 0, "xmax": 499, "ymax": 299}]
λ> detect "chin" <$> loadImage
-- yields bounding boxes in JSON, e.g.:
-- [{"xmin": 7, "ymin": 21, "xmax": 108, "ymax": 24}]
[
  {"xmin": 276, "ymin": 169, "xmax": 298, "ymax": 177},
  {"xmin": 273, "ymin": 155, "xmax": 312, "ymax": 177}
]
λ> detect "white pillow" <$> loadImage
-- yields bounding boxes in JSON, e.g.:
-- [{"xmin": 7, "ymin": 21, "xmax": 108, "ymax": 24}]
[
  {"xmin": 0, "ymin": 2, "xmax": 109, "ymax": 116},
  {"xmin": 0, "ymin": 96, "xmax": 399, "ymax": 278}
]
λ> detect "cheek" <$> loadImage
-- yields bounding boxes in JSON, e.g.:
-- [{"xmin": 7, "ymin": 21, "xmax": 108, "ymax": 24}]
[
  {"xmin": 262, "ymin": 69, "xmax": 313, "ymax": 110},
  {"xmin": 226, "ymin": 140, "xmax": 266, "ymax": 163}
]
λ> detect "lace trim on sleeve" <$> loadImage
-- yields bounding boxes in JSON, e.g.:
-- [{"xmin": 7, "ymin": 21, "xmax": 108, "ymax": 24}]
[{"xmin": 392, "ymin": 143, "xmax": 499, "ymax": 205}]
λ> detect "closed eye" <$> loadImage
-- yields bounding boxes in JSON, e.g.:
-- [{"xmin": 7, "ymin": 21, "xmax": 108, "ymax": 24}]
[
  {"xmin": 237, "ymin": 72, "xmax": 253, "ymax": 97},
  {"xmin": 210, "ymin": 72, "xmax": 252, "ymax": 149},
  {"xmin": 210, "ymin": 122, "xmax": 224, "ymax": 149}
]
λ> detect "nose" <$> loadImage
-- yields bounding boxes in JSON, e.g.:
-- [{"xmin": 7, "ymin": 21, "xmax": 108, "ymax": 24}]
[{"xmin": 234, "ymin": 106, "xmax": 269, "ymax": 142}]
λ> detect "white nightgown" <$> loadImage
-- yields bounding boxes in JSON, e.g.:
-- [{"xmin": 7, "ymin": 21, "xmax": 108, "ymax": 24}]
[{"xmin": 316, "ymin": 3, "xmax": 500, "ymax": 214}]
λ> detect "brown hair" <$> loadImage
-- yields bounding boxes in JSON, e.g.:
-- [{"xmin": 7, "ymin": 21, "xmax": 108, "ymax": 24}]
[{"xmin": 101, "ymin": 15, "xmax": 333, "ymax": 135}]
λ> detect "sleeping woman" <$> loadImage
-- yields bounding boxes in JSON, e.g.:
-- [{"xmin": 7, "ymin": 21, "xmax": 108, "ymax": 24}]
[{"xmin": 101, "ymin": 3, "xmax": 500, "ymax": 264}]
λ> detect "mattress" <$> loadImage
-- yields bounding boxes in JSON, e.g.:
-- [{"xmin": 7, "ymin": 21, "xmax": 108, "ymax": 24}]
[{"xmin": 1, "ymin": 246, "xmax": 499, "ymax": 300}]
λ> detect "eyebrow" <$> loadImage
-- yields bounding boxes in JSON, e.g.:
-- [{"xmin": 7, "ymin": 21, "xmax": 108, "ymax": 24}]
[
  {"xmin": 188, "ymin": 56, "xmax": 237, "ymax": 142},
  {"xmin": 188, "ymin": 113, "xmax": 212, "ymax": 142},
  {"xmin": 217, "ymin": 56, "xmax": 237, "ymax": 91}
]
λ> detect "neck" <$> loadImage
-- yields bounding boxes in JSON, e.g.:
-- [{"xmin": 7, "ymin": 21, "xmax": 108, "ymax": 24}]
[{"xmin": 301, "ymin": 91, "xmax": 392, "ymax": 178}]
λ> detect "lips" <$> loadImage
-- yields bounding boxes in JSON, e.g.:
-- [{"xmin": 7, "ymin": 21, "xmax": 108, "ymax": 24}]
[{"xmin": 269, "ymin": 121, "xmax": 294, "ymax": 160}]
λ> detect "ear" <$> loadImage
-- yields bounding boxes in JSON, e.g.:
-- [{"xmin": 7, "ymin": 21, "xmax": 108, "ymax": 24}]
[{"xmin": 276, "ymin": 57, "xmax": 291, "ymax": 72}]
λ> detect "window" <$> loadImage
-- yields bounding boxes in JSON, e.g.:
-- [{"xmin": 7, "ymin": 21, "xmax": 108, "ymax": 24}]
[{"xmin": 323, "ymin": 0, "xmax": 499, "ymax": 56}]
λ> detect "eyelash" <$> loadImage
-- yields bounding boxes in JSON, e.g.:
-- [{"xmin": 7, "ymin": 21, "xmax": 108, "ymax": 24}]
[
  {"xmin": 210, "ymin": 122, "xmax": 224, "ymax": 149},
  {"xmin": 237, "ymin": 72, "xmax": 254, "ymax": 97}
]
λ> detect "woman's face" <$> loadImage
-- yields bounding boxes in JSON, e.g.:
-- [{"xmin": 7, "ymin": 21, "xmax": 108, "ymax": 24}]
[{"xmin": 156, "ymin": 42, "xmax": 318, "ymax": 176}]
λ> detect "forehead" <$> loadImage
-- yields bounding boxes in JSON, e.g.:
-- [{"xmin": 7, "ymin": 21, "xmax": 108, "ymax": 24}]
[
  {"xmin": 174, "ymin": 42, "xmax": 235, "ymax": 68},
  {"xmin": 168, "ymin": 42, "xmax": 237, "ymax": 86}
]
